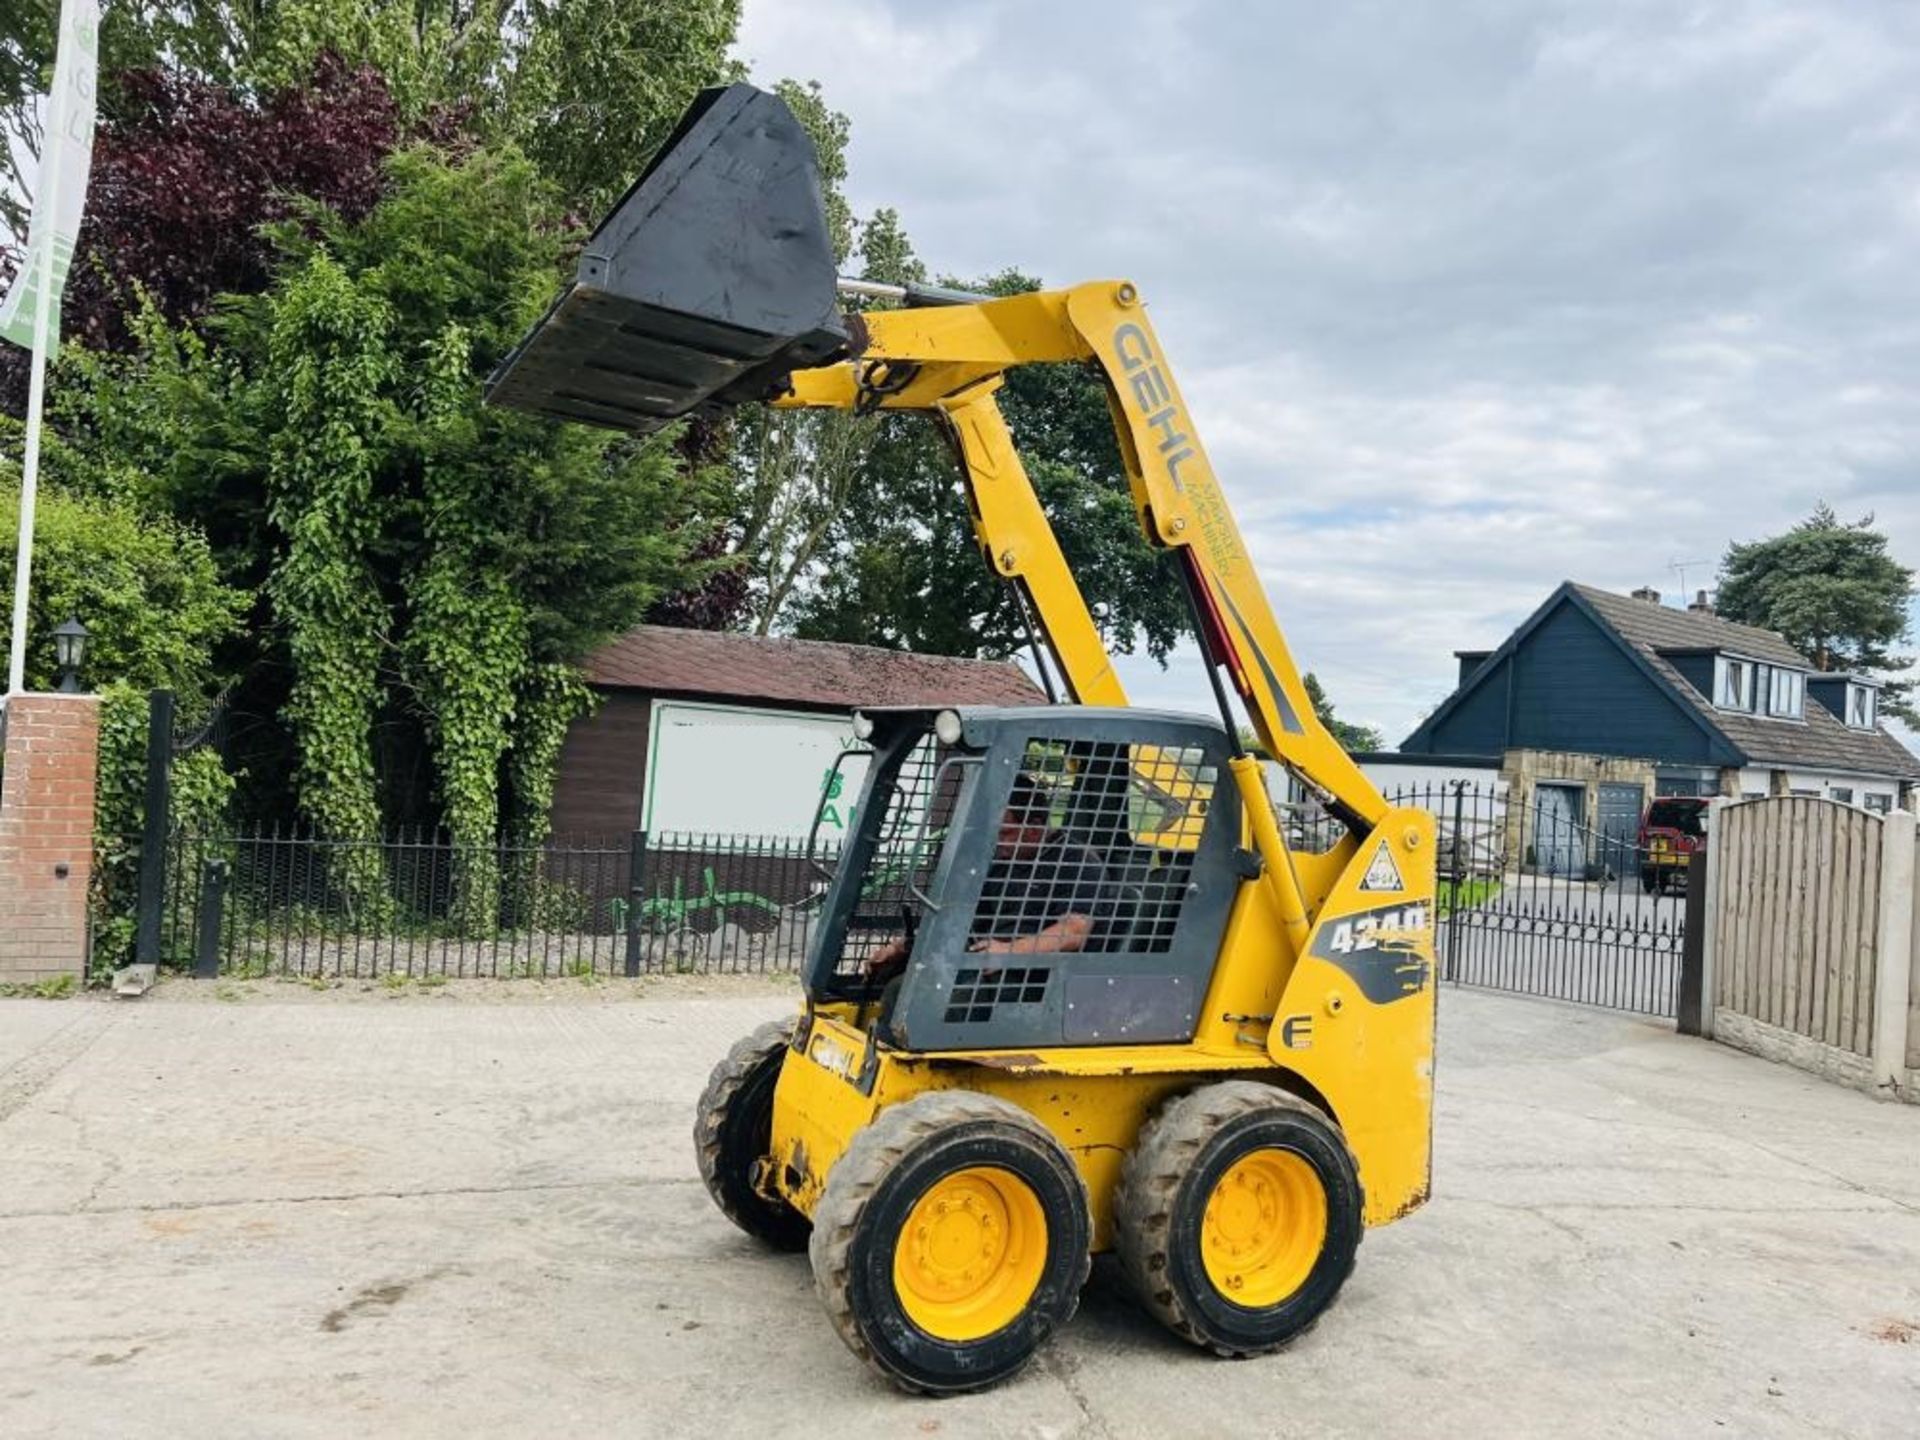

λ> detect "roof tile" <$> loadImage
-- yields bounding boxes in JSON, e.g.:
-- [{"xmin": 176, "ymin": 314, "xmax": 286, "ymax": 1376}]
[
  {"xmin": 1574, "ymin": 585, "xmax": 1807, "ymax": 667},
  {"xmin": 583, "ymin": 625, "xmax": 1047, "ymax": 710},
  {"xmin": 1577, "ymin": 586, "xmax": 1920, "ymax": 780}
]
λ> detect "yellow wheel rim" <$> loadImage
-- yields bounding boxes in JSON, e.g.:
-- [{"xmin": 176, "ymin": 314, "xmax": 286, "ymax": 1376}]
[
  {"xmin": 892, "ymin": 1166, "xmax": 1047, "ymax": 1341},
  {"xmin": 1200, "ymin": 1147, "xmax": 1328, "ymax": 1308}
]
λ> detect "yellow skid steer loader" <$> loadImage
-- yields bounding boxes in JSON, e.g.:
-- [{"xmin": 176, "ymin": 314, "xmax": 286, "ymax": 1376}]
[{"xmin": 489, "ymin": 83, "xmax": 1436, "ymax": 1395}]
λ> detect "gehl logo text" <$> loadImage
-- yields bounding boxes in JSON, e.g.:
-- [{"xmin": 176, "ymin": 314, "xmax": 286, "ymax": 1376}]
[{"xmin": 1114, "ymin": 323, "xmax": 1200, "ymax": 492}]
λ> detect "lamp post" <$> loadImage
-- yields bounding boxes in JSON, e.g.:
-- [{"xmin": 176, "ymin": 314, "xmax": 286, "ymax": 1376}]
[{"xmin": 52, "ymin": 616, "xmax": 88, "ymax": 693}]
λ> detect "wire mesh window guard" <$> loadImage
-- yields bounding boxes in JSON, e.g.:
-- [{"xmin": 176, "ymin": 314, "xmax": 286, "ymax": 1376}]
[
  {"xmin": 964, "ymin": 740, "xmax": 1216, "ymax": 955},
  {"xmin": 832, "ymin": 737, "xmax": 964, "ymax": 976},
  {"xmin": 944, "ymin": 965, "xmax": 1051, "ymax": 1024}
]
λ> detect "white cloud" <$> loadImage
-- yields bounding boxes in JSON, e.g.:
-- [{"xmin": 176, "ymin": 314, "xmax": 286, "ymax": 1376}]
[{"xmin": 737, "ymin": 0, "xmax": 1920, "ymax": 753}]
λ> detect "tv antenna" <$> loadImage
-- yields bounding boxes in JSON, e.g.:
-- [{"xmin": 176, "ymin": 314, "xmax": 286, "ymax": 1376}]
[{"xmin": 1668, "ymin": 558, "xmax": 1712, "ymax": 599}]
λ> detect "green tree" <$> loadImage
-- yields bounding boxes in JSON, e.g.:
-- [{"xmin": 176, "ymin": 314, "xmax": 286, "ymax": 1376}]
[
  {"xmin": 498, "ymin": 0, "xmax": 741, "ymax": 213},
  {"xmin": 54, "ymin": 144, "xmax": 714, "ymax": 874},
  {"xmin": 731, "ymin": 205, "xmax": 921, "ymax": 633},
  {"xmin": 4, "ymin": 1, "xmax": 744, "ymax": 235},
  {"xmin": 4, "ymin": 0, "xmax": 269, "ymax": 236},
  {"xmin": 0, "ymin": 458, "xmax": 245, "ymax": 693},
  {"xmin": 1303, "ymin": 673, "xmax": 1383, "ymax": 753},
  {"xmin": 242, "ymin": 0, "xmax": 742, "ymax": 213},
  {"xmin": 1716, "ymin": 504, "xmax": 1915, "ymax": 723},
  {"xmin": 262, "ymin": 247, "xmax": 395, "ymax": 915}
]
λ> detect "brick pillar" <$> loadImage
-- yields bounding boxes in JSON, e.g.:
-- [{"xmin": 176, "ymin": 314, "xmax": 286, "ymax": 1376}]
[{"xmin": 0, "ymin": 694, "xmax": 102, "ymax": 984}]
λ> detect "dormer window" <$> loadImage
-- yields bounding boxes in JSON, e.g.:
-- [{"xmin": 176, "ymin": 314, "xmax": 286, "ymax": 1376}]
[
  {"xmin": 1714, "ymin": 656, "xmax": 1754, "ymax": 711},
  {"xmin": 1765, "ymin": 667, "xmax": 1804, "ymax": 719},
  {"xmin": 1847, "ymin": 683, "xmax": 1877, "ymax": 729},
  {"xmin": 1711, "ymin": 655, "xmax": 1806, "ymax": 719}
]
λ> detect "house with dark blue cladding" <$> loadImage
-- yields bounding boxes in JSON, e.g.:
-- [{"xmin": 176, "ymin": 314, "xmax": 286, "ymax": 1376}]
[{"xmin": 1399, "ymin": 582, "xmax": 1920, "ymax": 857}]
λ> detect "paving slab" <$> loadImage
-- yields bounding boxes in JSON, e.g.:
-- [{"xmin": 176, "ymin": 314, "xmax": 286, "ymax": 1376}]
[{"xmin": 2, "ymin": 979, "xmax": 1917, "ymax": 1438}]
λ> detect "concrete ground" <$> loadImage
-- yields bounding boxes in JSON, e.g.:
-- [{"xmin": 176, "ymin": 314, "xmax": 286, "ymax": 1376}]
[{"xmin": 2, "ymin": 977, "xmax": 1917, "ymax": 1439}]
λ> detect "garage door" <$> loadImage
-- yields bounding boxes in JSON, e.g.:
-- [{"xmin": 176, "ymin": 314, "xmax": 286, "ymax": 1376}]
[
  {"xmin": 1596, "ymin": 782, "xmax": 1645, "ymax": 883},
  {"xmin": 1532, "ymin": 784, "xmax": 1584, "ymax": 875}
]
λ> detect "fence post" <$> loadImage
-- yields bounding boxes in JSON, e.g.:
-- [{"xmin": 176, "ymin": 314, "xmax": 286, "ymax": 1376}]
[
  {"xmin": 134, "ymin": 689, "xmax": 174, "ymax": 967},
  {"xmin": 1443, "ymin": 782, "xmax": 1465, "ymax": 983},
  {"xmin": 1677, "ymin": 833, "xmax": 1710, "ymax": 1035},
  {"xmin": 1871, "ymin": 810, "xmax": 1916, "ymax": 1098},
  {"xmin": 1694, "ymin": 798, "xmax": 1729, "ymax": 1039},
  {"xmin": 193, "ymin": 858, "xmax": 229, "ymax": 979},
  {"xmin": 624, "ymin": 829, "xmax": 648, "ymax": 977}
]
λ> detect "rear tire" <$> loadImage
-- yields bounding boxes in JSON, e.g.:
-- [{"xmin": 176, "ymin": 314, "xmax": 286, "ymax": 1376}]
[
  {"xmin": 1114, "ymin": 1081, "xmax": 1362, "ymax": 1357},
  {"xmin": 809, "ymin": 1091, "xmax": 1091, "ymax": 1395},
  {"xmin": 693, "ymin": 1018, "xmax": 810, "ymax": 1251}
]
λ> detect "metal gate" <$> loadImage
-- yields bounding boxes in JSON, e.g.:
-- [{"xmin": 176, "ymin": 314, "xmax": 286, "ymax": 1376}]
[{"xmin": 1404, "ymin": 782, "xmax": 1683, "ymax": 1018}]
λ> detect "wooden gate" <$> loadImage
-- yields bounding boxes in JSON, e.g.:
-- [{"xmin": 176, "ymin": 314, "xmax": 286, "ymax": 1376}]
[{"xmin": 1711, "ymin": 797, "xmax": 1882, "ymax": 1058}]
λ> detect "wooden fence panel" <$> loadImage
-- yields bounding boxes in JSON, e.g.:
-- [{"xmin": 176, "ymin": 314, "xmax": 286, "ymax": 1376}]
[
  {"xmin": 1854, "ymin": 813, "xmax": 1880, "ymax": 1057},
  {"xmin": 1713, "ymin": 798, "xmax": 1881, "ymax": 1058}
]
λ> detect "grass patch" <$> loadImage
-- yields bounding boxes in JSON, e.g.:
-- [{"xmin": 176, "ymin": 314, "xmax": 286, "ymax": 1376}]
[
  {"xmin": 0, "ymin": 973, "xmax": 78, "ymax": 999},
  {"xmin": 1438, "ymin": 878, "xmax": 1501, "ymax": 917}
]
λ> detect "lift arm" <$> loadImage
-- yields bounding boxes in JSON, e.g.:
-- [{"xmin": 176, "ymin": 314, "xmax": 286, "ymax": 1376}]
[{"xmin": 776, "ymin": 283, "xmax": 1388, "ymax": 833}]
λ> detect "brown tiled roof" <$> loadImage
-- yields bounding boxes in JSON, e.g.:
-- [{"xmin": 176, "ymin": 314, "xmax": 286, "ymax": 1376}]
[
  {"xmin": 584, "ymin": 625, "xmax": 1047, "ymax": 710},
  {"xmin": 1574, "ymin": 585, "xmax": 1807, "ymax": 667},
  {"xmin": 1576, "ymin": 586, "xmax": 1920, "ymax": 780}
]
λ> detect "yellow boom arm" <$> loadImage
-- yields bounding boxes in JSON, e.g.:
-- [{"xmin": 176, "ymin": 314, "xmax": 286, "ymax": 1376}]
[{"xmin": 776, "ymin": 281, "xmax": 1389, "ymax": 834}]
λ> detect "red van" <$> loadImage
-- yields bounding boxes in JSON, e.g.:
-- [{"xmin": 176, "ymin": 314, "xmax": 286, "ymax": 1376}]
[{"xmin": 1638, "ymin": 797, "xmax": 1708, "ymax": 893}]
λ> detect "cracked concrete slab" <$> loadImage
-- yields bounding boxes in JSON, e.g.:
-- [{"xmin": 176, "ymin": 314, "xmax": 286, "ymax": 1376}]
[{"xmin": 2, "ymin": 981, "xmax": 1917, "ymax": 1438}]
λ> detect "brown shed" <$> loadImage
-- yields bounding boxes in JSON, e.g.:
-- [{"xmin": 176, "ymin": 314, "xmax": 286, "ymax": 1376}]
[{"xmin": 548, "ymin": 626, "xmax": 1047, "ymax": 839}]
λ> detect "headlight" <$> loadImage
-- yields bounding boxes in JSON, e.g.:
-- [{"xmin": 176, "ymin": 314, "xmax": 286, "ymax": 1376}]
[
  {"xmin": 934, "ymin": 709, "xmax": 964, "ymax": 746},
  {"xmin": 851, "ymin": 711, "xmax": 875, "ymax": 740}
]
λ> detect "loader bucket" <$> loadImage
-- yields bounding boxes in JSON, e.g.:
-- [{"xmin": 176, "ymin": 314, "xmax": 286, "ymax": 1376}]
[{"xmin": 485, "ymin": 83, "xmax": 848, "ymax": 432}]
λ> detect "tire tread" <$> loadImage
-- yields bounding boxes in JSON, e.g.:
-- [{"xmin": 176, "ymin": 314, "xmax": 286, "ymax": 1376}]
[
  {"xmin": 809, "ymin": 1090, "xmax": 1092, "ymax": 1394},
  {"xmin": 693, "ymin": 1017, "xmax": 809, "ymax": 1249},
  {"xmin": 1113, "ymin": 1080, "xmax": 1360, "ymax": 1358}
]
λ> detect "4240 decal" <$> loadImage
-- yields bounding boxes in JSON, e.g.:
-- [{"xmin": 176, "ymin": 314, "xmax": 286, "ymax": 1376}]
[{"xmin": 1310, "ymin": 903, "xmax": 1433, "ymax": 1004}]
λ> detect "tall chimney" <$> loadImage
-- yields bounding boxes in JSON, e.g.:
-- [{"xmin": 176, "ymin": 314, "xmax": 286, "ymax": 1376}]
[
  {"xmin": 1630, "ymin": 586, "xmax": 1662, "ymax": 605},
  {"xmin": 1688, "ymin": 589, "xmax": 1714, "ymax": 615}
]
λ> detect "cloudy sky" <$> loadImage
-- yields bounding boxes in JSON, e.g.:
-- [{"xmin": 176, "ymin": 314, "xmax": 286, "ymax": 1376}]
[{"xmin": 735, "ymin": 0, "xmax": 1920, "ymax": 747}]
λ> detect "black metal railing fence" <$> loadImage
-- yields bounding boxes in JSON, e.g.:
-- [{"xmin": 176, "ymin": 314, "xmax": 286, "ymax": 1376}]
[
  {"xmin": 121, "ymin": 781, "xmax": 1683, "ymax": 1015},
  {"xmin": 133, "ymin": 828, "xmax": 835, "ymax": 980}
]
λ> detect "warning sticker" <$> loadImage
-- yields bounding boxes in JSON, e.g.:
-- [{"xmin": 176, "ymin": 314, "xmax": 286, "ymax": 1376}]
[{"xmin": 1358, "ymin": 840, "xmax": 1405, "ymax": 893}]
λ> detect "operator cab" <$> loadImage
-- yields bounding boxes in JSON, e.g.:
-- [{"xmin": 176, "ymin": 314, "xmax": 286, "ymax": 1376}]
[{"xmin": 804, "ymin": 705, "xmax": 1242, "ymax": 1051}]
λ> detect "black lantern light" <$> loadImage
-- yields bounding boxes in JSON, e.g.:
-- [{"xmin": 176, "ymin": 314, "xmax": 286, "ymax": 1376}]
[{"xmin": 52, "ymin": 616, "xmax": 88, "ymax": 693}]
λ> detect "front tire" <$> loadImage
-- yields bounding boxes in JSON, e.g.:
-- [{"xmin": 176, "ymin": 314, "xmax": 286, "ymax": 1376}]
[
  {"xmin": 1114, "ymin": 1081, "xmax": 1363, "ymax": 1357},
  {"xmin": 693, "ymin": 1019, "xmax": 810, "ymax": 1251},
  {"xmin": 809, "ymin": 1091, "xmax": 1091, "ymax": 1395}
]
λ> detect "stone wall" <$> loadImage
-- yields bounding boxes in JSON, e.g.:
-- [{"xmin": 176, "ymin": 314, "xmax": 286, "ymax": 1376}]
[
  {"xmin": 1498, "ymin": 747, "xmax": 1658, "ymax": 867},
  {"xmin": 0, "ymin": 695, "xmax": 101, "ymax": 984}
]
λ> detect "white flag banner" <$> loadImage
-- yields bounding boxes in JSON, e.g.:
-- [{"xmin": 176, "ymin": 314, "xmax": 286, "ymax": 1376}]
[{"xmin": 0, "ymin": 0, "xmax": 101, "ymax": 359}]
